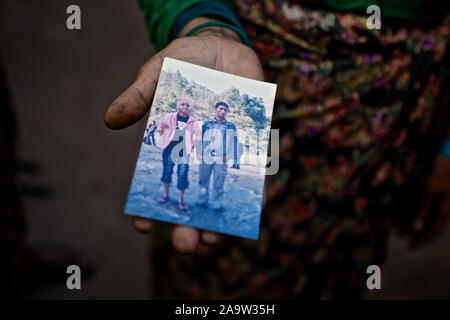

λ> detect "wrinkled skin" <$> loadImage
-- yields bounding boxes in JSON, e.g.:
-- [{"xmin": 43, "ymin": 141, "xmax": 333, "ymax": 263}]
[{"xmin": 104, "ymin": 24, "xmax": 264, "ymax": 254}]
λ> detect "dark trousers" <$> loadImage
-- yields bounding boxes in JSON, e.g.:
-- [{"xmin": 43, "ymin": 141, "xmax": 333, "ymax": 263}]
[
  {"xmin": 149, "ymin": 133, "xmax": 155, "ymax": 145},
  {"xmin": 198, "ymin": 161, "xmax": 227, "ymax": 209},
  {"xmin": 143, "ymin": 133, "xmax": 156, "ymax": 145},
  {"xmin": 161, "ymin": 142, "xmax": 189, "ymax": 190}
]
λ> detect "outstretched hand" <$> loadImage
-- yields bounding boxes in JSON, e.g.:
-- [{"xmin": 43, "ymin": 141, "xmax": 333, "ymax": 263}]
[{"xmin": 104, "ymin": 18, "xmax": 264, "ymax": 254}]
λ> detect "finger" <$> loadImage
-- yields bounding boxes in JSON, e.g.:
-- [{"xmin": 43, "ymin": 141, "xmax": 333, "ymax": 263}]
[
  {"xmin": 201, "ymin": 231, "xmax": 223, "ymax": 246},
  {"xmin": 104, "ymin": 38, "xmax": 209, "ymax": 130},
  {"xmin": 133, "ymin": 216, "xmax": 154, "ymax": 233},
  {"xmin": 104, "ymin": 54, "xmax": 164, "ymax": 129},
  {"xmin": 172, "ymin": 225, "xmax": 200, "ymax": 254}
]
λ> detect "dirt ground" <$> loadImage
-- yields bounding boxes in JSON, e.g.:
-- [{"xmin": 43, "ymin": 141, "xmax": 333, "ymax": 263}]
[{"xmin": 126, "ymin": 143, "xmax": 263, "ymax": 239}]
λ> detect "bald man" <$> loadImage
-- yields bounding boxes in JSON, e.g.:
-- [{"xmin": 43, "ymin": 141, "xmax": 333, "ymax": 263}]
[{"xmin": 156, "ymin": 98, "xmax": 201, "ymax": 211}]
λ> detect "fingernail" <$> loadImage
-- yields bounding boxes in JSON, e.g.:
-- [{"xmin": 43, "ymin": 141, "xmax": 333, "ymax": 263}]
[
  {"xmin": 172, "ymin": 227, "xmax": 199, "ymax": 254},
  {"xmin": 133, "ymin": 218, "xmax": 153, "ymax": 233},
  {"xmin": 201, "ymin": 232, "xmax": 222, "ymax": 245}
]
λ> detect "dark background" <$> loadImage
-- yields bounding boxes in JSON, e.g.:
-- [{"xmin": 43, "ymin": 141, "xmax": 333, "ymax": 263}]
[{"xmin": 1, "ymin": 0, "xmax": 449, "ymax": 299}]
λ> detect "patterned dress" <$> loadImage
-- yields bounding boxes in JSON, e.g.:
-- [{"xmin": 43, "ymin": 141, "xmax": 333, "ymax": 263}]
[{"xmin": 151, "ymin": 0, "xmax": 450, "ymax": 299}]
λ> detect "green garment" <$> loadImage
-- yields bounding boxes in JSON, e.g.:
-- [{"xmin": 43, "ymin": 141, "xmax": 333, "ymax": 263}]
[
  {"xmin": 138, "ymin": 0, "xmax": 233, "ymax": 51},
  {"xmin": 138, "ymin": 0, "xmax": 438, "ymax": 51}
]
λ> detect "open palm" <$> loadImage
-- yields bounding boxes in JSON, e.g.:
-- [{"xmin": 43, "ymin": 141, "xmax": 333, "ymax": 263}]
[{"xmin": 104, "ymin": 33, "xmax": 264, "ymax": 253}]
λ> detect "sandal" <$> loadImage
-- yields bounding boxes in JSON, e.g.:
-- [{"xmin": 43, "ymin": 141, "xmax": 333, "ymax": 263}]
[
  {"xmin": 176, "ymin": 201, "xmax": 188, "ymax": 211},
  {"xmin": 157, "ymin": 196, "xmax": 169, "ymax": 204}
]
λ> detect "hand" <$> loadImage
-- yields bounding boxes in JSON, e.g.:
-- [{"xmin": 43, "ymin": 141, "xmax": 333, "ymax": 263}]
[{"xmin": 104, "ymin": 17, "xmax": 264, "ymax": 254}]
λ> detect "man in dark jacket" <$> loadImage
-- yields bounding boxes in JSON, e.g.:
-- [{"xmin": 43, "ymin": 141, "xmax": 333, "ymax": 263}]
[{"xmin": 198, "ymin": 102, "xmax": 238, "ymax": 212}]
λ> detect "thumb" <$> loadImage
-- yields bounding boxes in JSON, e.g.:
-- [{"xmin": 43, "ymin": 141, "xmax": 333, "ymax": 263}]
[{"xmin": 104, "ymin": 54, "xmax": 164, "ymax": 129}]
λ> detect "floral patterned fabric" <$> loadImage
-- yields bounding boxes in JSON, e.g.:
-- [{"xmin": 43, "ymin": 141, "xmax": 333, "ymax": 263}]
[{"xmin": 150, "ymin": 0, "xmax": 450, "ymax": 299}]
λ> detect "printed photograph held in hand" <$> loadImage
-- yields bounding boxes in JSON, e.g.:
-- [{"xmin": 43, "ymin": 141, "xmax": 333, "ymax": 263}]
[{"xmin": 125, "ymin": 57, "xmax": 276, "ymax": 239}]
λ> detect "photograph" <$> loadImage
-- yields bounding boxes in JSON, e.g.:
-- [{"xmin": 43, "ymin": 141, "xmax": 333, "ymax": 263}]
[{"xmin": 125, "ymin": 57, "xmax": 277, "ymax": 240}]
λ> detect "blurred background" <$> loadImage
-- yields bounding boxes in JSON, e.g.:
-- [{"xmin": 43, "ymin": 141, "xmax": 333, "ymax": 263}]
[{"xmin": 0, "ymin": 0, "xmax": 449, "ymax": 299}]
